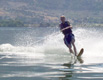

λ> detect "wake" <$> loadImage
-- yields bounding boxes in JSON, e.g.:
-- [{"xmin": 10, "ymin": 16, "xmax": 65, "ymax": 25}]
[{"xmin": 0, "ymin": 27, "xmax": 103, "ymax": 58}]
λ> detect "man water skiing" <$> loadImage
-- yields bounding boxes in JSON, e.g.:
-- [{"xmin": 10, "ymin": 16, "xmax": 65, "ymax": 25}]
[{"xmin": 59, "ymin": 16, "xmax": 77, "ymax": 56}]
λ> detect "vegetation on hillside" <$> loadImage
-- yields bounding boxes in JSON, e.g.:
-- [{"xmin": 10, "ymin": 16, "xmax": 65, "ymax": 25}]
[
  {"xmin": 0, "ymin": 0, "xmax": 103, "ymax": 27},
  {"xmin": 0, "ymin": 20, "xmax": 25, "ymax": 27}
]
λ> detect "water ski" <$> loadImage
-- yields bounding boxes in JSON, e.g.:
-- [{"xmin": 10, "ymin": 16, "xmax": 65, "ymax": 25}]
[{"xmin": 77, "ymin": 48, "xmax": 84, "ymax": 57}]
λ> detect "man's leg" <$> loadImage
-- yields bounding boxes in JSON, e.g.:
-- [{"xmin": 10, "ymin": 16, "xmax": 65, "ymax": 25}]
[
  {"xmin": 71, "ymin": 39, "xmax": 77, "ymax": 56},
  {"xmin": 64, "ymin": 35, "xmax": 74, "ymax": 54},
  {"xmin": 68, "ymin": 44, "xmax": 74, "ymax": 54}
]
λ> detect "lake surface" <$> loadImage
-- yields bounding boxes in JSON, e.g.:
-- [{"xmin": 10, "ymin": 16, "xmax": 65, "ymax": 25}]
[{"xmin": 0, "ymin": 27, "xmax": 103, "ymax": 80}]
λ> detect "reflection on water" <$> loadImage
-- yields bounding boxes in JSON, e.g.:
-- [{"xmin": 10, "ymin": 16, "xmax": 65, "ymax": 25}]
[
  {"xmin": 0, "ymin": 52, "xmax": 103, "ymax": 80},
  {"xmin": 60, "ymin": 57, "xmax": 103, "ymax": 80}
]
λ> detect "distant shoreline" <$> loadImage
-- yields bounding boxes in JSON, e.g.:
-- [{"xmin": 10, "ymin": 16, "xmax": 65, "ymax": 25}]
[{"xmin": 0, "ymin": 19, "xmax": 103, "ymax": 27}]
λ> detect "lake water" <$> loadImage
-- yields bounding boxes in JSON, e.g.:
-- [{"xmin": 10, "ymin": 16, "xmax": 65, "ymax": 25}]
[{"xmin": 0, "ymin": 27, "xmax": 103, "ymax": 80}]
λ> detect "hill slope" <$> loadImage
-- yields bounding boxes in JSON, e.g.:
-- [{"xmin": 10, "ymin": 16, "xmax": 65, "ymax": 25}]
[{"xmin": 0, "ymin": 0, "xmax": 103, "ymax": 27}]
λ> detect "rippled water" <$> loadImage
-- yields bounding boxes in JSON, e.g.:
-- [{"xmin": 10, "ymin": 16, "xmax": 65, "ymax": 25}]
[{"xmin": 0, "ymin": 27, "xmax": 103, "ymax": 80}]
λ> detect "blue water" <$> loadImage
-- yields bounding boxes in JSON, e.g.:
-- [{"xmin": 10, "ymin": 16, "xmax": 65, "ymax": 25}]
[{"xmin": 0, "ymin": 27, "xmax": 103, "ymax": 80}]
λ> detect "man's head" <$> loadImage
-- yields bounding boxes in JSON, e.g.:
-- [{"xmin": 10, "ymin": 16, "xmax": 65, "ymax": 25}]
[{"xmin": 60, "ymin": 15, "xmax": 65, "ymax": 23}]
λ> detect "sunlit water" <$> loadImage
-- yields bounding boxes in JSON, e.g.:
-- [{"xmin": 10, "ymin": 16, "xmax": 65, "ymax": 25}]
[{"xmin": 0, "ymin": 27, "xmax": 103, "ymax": 80}]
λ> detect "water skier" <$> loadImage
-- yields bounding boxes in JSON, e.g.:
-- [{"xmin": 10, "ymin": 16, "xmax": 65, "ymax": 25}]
[{"xmin": 59, "ymin": 16, "xmax": 77, "ymax": 56}]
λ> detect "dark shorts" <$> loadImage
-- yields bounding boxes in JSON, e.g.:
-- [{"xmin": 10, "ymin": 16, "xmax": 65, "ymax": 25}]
[{"xmin": 64, "ymin": 33, "xmax": 75, "ymax": 47}]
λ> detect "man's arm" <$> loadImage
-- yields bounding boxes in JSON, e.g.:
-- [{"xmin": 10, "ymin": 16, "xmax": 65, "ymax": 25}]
[{"xmin": 61, "ymin": 26, "xmax": 72, "ymax": 32}]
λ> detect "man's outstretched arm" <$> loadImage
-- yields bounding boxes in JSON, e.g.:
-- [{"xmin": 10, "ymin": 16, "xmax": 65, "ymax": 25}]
[{"xmin": 61, "ymin": 26, "xmax": 72, "ymax": 32}]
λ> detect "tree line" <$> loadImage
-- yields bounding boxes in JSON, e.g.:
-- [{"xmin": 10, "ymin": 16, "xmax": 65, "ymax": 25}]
[{"xmin": 0, "ymin": 19, "xmax": 25, "ymax": 27}]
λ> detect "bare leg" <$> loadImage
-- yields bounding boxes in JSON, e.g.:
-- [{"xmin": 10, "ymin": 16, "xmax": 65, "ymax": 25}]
[
  {"xmin": 68, "ymin": 44, "xmax": 74, "ymax": 54},
  {"xmin": 71, "ymin": 39, "xmax": 77, "ymax": 56}
]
